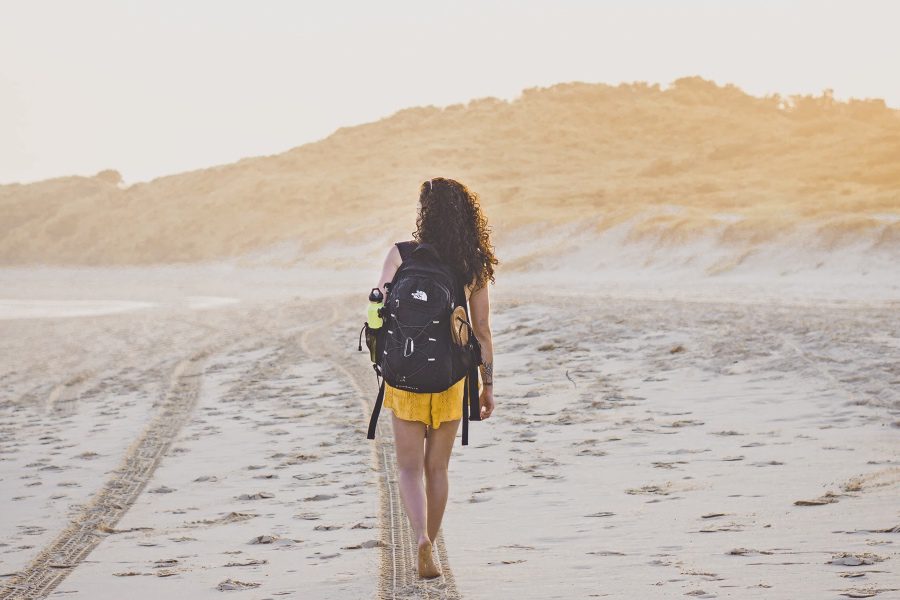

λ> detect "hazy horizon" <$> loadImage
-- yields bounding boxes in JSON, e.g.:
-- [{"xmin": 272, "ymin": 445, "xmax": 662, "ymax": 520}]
[{"xmin": 2, "ymin": 0, "xmax": 899, "ymax": 185}]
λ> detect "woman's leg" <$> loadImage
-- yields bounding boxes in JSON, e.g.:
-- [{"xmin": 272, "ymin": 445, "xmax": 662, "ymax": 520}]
[
  {"xmin": 391, "ymin": 412, "xmax": 441, "ymax": 578},
  {"xmin": 391, "ymin": 412, "xmax": 428, "ymax": 542},
  {"xmin": 424, "ymin": 418, "xmax": 461, "ymax": 544}
]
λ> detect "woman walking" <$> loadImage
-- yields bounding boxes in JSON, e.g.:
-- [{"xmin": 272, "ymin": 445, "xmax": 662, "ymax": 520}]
[{"xmin": 373, "ymin": 177, "xmax": 497, "ymax": 578}]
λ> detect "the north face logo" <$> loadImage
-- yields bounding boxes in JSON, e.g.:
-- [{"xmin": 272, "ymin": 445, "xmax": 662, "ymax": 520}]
[{"xmin": 411, "ymin": 290, "xmax": 428, "ymax": 301}]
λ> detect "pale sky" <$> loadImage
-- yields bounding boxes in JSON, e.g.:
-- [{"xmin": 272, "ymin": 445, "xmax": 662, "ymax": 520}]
[{"xmin": 1, "ymin": 0, "xmax": 898, "ymax": 185}]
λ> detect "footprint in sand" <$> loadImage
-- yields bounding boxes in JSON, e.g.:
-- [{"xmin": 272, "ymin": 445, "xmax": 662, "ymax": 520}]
[
  {"xmin": 217, "ymin": 579, "xmax": 261, "ymax": 590},
  {"xmin": 304, "ymin": 493, "xmax": 336, "ymax": 502},
  {"xmin": 625, "ymin": 483, "xmax": 673, "ymax": 496},
  {"xmin": 342, "ymin": 540, "xmax": 385, "ymax": 550},
  {"xmin": 222, "ymin": 558, "xmax": 268, "ymax": 567}
]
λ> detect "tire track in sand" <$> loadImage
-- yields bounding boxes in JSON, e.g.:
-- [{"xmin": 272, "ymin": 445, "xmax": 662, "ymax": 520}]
[
  {"xmin": 303, "ymin": 303, "xmax": 460, "ymax": 600},
  {"xmin": 0, "ymin": 350, "xmax": 210, "ymax": 600}
]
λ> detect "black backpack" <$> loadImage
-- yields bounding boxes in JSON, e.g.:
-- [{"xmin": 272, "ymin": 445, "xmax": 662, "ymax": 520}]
[{"xmin": 359, "ymin": 240, "xmax": 482, "ymax": 445}]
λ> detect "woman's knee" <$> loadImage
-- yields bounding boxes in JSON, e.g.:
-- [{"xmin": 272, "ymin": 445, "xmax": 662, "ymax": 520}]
[
  {"xmin": 395, "ymin": 449, "xmax": 424, "ymax": 478},
  {"xmin": 395, "ymin": 448, "xmax": 425, "ymax": 478},
  {"xmin": 398, "ymin": 463, "xmax": 424, "ymax": 480},
  {"xmin": 424, "ymin": 460, "xmax": 448, "ymax": 480}
]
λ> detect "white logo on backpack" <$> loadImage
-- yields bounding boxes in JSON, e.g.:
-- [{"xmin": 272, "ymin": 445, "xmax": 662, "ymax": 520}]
[{"xmin": 411, "ymin": 290, "xmax": 428, "ymax": 301}]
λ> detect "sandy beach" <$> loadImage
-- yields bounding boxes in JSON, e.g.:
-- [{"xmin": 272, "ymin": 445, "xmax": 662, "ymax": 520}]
[
  {"xmin": 0, "ymin": 262, "xmax": 897, "ymax": 600},
  {"xmin": 1, "ymin": 72, "xmax": 899, "ymax": 599}
]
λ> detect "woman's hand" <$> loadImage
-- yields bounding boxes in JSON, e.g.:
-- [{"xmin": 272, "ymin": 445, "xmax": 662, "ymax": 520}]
[{"xmin": 479, "ymin": 386, "xmax": 494, "ymax": 420}]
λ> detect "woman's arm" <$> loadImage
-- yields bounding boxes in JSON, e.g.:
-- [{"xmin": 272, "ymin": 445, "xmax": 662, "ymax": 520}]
[
  {"xmin": 468, "ymin": 281, "xmax": 495, "ymax": 419},
  {"xmin": 376, "ymin": 245, "xmax": 403, "ymax": 298}
]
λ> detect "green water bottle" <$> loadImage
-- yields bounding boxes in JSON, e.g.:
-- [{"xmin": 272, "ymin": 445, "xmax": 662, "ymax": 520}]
[{"xmin": 367, "ymin": 288, "xmax": 384, "ymax": 329}]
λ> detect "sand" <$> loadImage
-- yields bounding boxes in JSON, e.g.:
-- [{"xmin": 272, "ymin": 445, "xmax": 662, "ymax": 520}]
[
  {"xmin": 0, "ymin": 263, "xmax": 897, "ymax": 599},
  {"xmin": 444, "ymin": 290, "xmax": 899, "ymax": 599}
]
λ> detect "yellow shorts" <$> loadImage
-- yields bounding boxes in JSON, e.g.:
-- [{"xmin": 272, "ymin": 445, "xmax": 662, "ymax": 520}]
[{"xmin": 384, "ymin": 376, "xmax": 480, "ymax": 429}]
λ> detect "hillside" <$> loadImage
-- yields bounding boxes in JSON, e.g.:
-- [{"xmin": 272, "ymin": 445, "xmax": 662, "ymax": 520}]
[{"xmin": 1, "ymin": 76, "xmax": 898, "ymax": 271}]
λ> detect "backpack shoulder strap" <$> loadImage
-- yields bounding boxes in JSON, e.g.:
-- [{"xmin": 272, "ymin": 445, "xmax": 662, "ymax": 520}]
[{"xmin": 395, "ymin": 240, "xmax": 418, "ymax": 263}]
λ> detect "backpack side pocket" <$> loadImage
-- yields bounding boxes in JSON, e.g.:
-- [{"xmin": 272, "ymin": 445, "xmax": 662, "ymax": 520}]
[
  {"xmin": 364, "ymin": 323, "xmax": 384, "ymax": 365},
  {"xmin": 453, "ymin": 317, "xmax": 482, "ymax": 370}
]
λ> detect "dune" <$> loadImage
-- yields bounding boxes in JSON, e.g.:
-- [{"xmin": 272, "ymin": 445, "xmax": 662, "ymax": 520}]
[{"xmin": 0, "ymin": 76, "xmax": 897, "ymax": 285}]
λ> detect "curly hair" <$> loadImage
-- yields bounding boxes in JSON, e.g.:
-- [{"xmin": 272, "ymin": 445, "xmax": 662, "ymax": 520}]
[{"xmin": 413, "ymin": 177, "xmax": 498, "ymax": 291}]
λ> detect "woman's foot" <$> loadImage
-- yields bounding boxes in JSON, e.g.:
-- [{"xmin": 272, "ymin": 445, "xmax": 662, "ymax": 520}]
[{"xmin": 417, "ymin": 537, "xmax": 441, "ymax": 579}]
